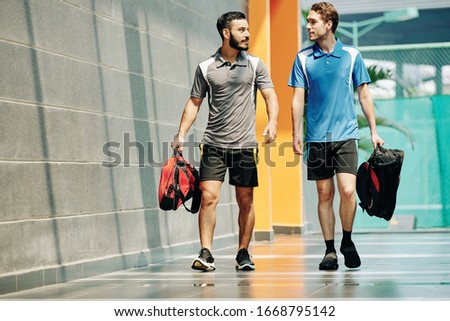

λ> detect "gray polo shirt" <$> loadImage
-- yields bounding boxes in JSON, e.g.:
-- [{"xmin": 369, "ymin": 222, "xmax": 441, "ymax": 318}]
[{"xmin": 191, "ymin": 49, "xmax": 274, "ymax": 149}]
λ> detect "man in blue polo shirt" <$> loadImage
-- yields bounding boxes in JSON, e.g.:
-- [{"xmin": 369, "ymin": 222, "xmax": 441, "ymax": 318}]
[{"xmin": 289, "ymin": 2, "xmax": 384, "ymax": 270}]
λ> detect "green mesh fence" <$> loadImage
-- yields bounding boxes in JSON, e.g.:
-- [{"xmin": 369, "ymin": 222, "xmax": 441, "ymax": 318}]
[
  {"xmin": 354, "ymin": 43, "xmax": 450, "ymax": 230},
  {"xmin": 361, "ymin": 42, "xmax": 450, "ymax": 98},
  {"xmin": 432, "ymin": 96, "xmax": 450, "ymax": 226}
]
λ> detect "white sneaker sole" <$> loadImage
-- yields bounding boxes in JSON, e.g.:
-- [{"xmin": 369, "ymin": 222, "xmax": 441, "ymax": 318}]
[
  {"xmin": 191, "ymin": 258, "xmax": 216, "ymax": 271},
  {"xmin": 235, "ymin": 263, "xmax": 255, "ymax": 271}
]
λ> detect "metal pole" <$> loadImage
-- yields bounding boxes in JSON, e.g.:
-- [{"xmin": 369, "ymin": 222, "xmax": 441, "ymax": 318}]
[{"xmin": 352, "ymin": 21, "xmax": 358, "ymax": 47}]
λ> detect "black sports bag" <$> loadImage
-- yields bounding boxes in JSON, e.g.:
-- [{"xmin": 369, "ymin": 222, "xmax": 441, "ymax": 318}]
[{"xmin": 356, "ymin": 145, "xmax": 404, "ymax": 221}]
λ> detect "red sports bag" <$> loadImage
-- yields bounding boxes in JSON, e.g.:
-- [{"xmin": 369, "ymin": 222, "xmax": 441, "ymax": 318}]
[{"xmin": 158, "ymin": 149, "xmax": 201, "ymax": 213}]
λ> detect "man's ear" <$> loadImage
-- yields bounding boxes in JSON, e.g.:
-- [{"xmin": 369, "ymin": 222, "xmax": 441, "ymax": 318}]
[
  {"xmin": 222, "ymin": 28, "xmax": 230, "ymax": 39},
  {"xmin": 326, "ymin": 20, "xmax": 333, "ymax": 31}
]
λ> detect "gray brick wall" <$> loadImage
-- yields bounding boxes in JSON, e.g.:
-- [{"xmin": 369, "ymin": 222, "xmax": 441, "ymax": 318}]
[{"xmin": 0, "ymin": 0, "xmax": 246, "ymax": 294}]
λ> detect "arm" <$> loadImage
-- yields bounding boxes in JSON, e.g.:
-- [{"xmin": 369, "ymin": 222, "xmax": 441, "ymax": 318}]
[
  {"xmin": 171, "ymin": 97, "xmax": 203, "ymax": 150},
  {"xmin": 291, "ymin": 87, "xmax": 305, "ymax": 155},
  {"xmin": 260, "ymin": 87, "xmax": 279, "ymax": 143},
  {"xmin": 357, "ymin": 83, "xmax": 384, "ymax": 149}
]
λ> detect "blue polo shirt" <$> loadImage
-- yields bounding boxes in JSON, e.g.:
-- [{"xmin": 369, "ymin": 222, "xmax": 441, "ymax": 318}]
[{"xmin": 288, "ymin": 39, "xmax": 370, "ymax": 143}]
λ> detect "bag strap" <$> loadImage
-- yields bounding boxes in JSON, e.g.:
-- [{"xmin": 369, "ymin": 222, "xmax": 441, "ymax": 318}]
[
  {"xmin": 179, "ymin": 163, "xmax": 194, "ymax": 212},
  {"xmin": 173, "ymin": 185, "xmax": 194, "ymax": 212},
  {"xmin": 172, "ymin": 148, "xmax": 195, "ymax": 212}
]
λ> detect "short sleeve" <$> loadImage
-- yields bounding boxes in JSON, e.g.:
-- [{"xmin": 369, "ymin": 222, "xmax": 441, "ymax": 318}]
[
  {"xmin": 288, "ymin": 54, "xmax": 307, "ymax": 88},
  {"xmin": 255, "ymin": 59, "xmax": 274, "ymax": 90},
  {"xmin": 352, "ymin": 53, "xmax": 371, "ymax": 87},
  {"xmin": 190, "ymin": 65, "xmax": 208, "ymax": 98}
]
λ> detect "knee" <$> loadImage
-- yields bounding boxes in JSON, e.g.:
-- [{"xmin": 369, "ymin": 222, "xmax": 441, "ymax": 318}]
[
  {"xmin": 201, "ymin": 190, "xmax": 220, "ymax": 208},
  {"xmin": 318, "ymin": 188, "xmax": 334, "ymax": 203},
  {"xmin": 237, "ymin": 199, "xmax": 253, "ymax": 213},
  {"xmin": 340, "ymin": 186, "xmax": 356, "ymax": 202},
  {"xmin": 237, "ymin": 192, "xmax": 253, "ymax": 212}
]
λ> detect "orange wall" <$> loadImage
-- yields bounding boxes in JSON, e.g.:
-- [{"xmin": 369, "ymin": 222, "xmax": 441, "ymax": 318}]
[
  {"xmin": 269, "ymin": 0, "xmax": 303, "ymax": 228},
  {"xmin": 248, "ymin": 0, "xmax": 273, "ymax": 233},
  {"xmin": 249, "ymin": 0, "xmax": 304, "ymax": 236}
]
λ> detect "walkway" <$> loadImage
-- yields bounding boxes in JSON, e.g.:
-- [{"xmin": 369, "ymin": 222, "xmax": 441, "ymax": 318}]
[{"xmin": 1, "ymin": 231, "xmax": 449, "ymax": 300}]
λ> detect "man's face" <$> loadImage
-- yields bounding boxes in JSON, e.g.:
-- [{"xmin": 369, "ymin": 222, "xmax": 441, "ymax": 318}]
[
  {"xmin": 306, "ymin": 10, "xmax": 330, "ymax": 42},
  {"xmin": 228, "ymin": 19, "xmax": 250, "ymax": 51}
]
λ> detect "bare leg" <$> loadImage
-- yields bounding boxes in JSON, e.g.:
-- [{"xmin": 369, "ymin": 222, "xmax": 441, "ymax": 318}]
[
  {"xmin": 316, "ymin": 177, "xmax": 336, "ymax": 241},
  {"xmin": 336, "ymin": 173, "xmax": 357, "ymax": 231},
  {"xmin": 336, "ymin": 172, "xmax": 361, "ymax": 268},
  {"xmin": 198, "ymin": 180, "xmax": 222, "ymax": 251},
  {"xmin": 235, "ymin": 186, "xmax": 255, "ymax": 250},
  {"xmin": 316, "ymin": 177, "xmax": 340, "ymax": 270}
]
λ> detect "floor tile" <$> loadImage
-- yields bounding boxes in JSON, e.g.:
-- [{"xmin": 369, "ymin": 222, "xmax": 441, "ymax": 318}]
[{"xmin": 1, "ymin": 232, "xmax": 450, "ymax": 301}]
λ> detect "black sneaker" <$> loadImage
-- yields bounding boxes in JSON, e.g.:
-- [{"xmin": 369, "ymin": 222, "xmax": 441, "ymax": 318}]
[
  {"xmin": 340, "ymin": 245, "xmax": 361, "ymax": 268},
  {"xmin": 191, "ymin": 248, "xmax": 216, "ymax": 271},
  {"xmin": 235, "ymin": 248, "xmax": 255, "ymax": 271},
  {"xmin": 319, "ymin": 252, "xmax": 339, "ymax": 270}
]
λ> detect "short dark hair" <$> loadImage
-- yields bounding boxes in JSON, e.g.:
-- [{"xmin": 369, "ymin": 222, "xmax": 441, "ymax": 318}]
[
  {"xmin": 216, "ymin": 11, "xmax": 246, "ymax": 40},
  {"xmin": 311, "ymin": 2, "xmax": 339, "ymax": 33}
]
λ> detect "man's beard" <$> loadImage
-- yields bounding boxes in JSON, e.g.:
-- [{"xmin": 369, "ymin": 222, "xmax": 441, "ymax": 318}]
[{"xmin": 229, "ymin": 33, "xmax": 249, "ymax": 51}]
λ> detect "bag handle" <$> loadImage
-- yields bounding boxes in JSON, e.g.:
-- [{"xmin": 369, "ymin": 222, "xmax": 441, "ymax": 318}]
[
  {"xmin": 172, "ymin": 148, "xmax": 181, "ymax": 157},
  {"xmin": 374, "ymin": 144, "xmax": 387, "ymax": 155}
]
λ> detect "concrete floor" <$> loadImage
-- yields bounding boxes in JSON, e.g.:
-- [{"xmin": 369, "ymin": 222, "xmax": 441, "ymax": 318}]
[{"xmin": 1, "ymin": 231, "xmax": 450, "ymax": 300}]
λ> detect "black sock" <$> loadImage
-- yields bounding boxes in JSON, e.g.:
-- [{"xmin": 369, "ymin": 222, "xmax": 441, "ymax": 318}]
[
  {"xmin": 325, "ymin": 239, "xmax": 336, "ymax": 254},
  {"xmin": 341, "ymin": 230, "xmax": 354, "ymax": 248},
  {"xmin": 340, "ymin": 229, "xmax": 361, "ymax": 268}
]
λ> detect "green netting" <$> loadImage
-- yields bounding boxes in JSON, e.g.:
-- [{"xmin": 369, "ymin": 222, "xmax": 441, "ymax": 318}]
[
  {"xmin": 361, "ymin": 43, "xmax": 450, "ymax": 98},
  {"xmin": 353, "ymin": 43, "xmax": 450, "ymax": 230},
  {"xmin": 355, "ymin": 96, "xmax": 450, "ymax": 229},
  {"xmin": 432, "ymin": 96, "xmax": 450, "ymax": 226}
]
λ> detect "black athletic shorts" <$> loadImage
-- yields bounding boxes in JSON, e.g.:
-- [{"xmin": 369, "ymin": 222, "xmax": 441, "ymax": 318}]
[
  {"xmin": 199, "ymin": 144, "xmax": 259, "ymax": 187},
  {"xmin": 306, "ymin": 139, "xmax": 358, "ymax": 180}
]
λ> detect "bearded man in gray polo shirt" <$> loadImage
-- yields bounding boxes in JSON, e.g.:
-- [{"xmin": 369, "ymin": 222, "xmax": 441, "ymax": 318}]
[{"xmin": 172, "ymin": 11, "xmax": 279, "ymax": 271}]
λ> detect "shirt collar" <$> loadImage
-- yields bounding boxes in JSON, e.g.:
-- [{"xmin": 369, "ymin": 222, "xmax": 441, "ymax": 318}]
[
  {"xmin": 214, "ymin": 49, "xmax": 248, "ymax": 68},
  {"xmin": 313, "ymin": 38, "xmax": 344, "ymax": 58}
]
